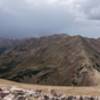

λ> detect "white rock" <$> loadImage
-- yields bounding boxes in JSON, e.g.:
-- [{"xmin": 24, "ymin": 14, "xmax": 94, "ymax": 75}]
[{"xmin": 3, "ymin": 94, "xmax": 15, "ymax": 100}]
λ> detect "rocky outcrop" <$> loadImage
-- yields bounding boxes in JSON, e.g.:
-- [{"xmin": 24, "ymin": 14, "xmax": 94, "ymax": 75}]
[{"xmin": 0, "ymin": 86, "xmax": 99, "ymax": 100}]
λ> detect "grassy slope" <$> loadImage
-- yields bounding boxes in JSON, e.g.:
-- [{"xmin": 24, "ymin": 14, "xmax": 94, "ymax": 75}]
[{"xmin": 0, "ymin": 79, "xmax": 100, "ymax": 96}]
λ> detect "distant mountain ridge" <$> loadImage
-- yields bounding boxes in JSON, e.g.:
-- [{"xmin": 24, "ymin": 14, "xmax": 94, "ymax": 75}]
[{"xmin": 0, "ymin": 34, "xmax": 100, "ymax": 86}]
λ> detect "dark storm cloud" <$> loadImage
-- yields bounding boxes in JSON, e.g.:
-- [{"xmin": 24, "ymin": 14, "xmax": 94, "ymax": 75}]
[
  {"xmin": 0, "ymin": 0, "xmax": 75, "ymax": 37},
  {"xmin": 0, "ymin": 0, "xmax": 100, "ymax": 38}
]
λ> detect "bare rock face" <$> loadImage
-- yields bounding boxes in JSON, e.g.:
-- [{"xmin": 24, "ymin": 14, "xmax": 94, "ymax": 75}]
[
  {"xmin": 0, "ymin": 34, "xmax": 100, "ymax": 86},
  {"xmin": 0, "ymin": 86, "xmax": 99, "ymax": 100}
]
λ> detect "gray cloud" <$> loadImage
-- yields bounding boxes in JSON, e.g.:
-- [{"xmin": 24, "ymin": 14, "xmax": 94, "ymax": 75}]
[
  {"xmin": 0, "ymin": 0, "xmax": 100, "ymax": 38},
  {"xmin": 75, "ymin": 0, "xmax": 100, "ymax": 20}
]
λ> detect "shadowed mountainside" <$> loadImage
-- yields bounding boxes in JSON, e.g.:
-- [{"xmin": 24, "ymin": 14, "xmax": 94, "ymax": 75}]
[{"xmin": 0, "ymin": 34, "xmax": 100, "ymax": 86}]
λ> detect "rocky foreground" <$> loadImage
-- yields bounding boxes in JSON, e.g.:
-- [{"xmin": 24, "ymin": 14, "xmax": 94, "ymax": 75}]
[{"xmin": 0, "ymin": 86, "xmax": 99, "ymax": 100}]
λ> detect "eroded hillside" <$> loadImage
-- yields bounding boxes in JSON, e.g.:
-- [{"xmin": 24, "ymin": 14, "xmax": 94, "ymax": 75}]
[{"xmin": 0, "ymin": 34, "xmax": 100, "ymax": 86}]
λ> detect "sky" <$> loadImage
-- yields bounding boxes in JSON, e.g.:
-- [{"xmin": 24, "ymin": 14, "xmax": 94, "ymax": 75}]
[{"xmin": 0, "ymin": 0, "xmax": 100, "ymax": 38}]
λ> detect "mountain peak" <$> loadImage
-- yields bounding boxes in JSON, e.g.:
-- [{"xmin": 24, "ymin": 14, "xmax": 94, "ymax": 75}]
[{"xmin": 0, "ymin": 34, "xmax": 100, "ymax": 86}]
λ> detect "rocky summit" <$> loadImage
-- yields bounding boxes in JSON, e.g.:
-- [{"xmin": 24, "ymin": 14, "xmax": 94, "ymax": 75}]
[
  {"xmin": 0, "ymin": 34, "xmax": 100, "ymax": 86},
  {"xmin": 0, "ymin": 86, "xmax": 99, "ymax": 100}
]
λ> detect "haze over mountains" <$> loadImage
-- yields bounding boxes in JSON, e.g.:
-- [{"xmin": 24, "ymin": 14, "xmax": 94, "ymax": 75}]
[{"xmin": 0, "ymin": 34, "xmax": 100, "ymax": 86}]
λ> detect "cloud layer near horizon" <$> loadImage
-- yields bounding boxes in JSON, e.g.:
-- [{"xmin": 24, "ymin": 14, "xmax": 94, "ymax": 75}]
[{"xmin": 0, "ymin": 0, "xmax": 100, "ymax": 38}]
